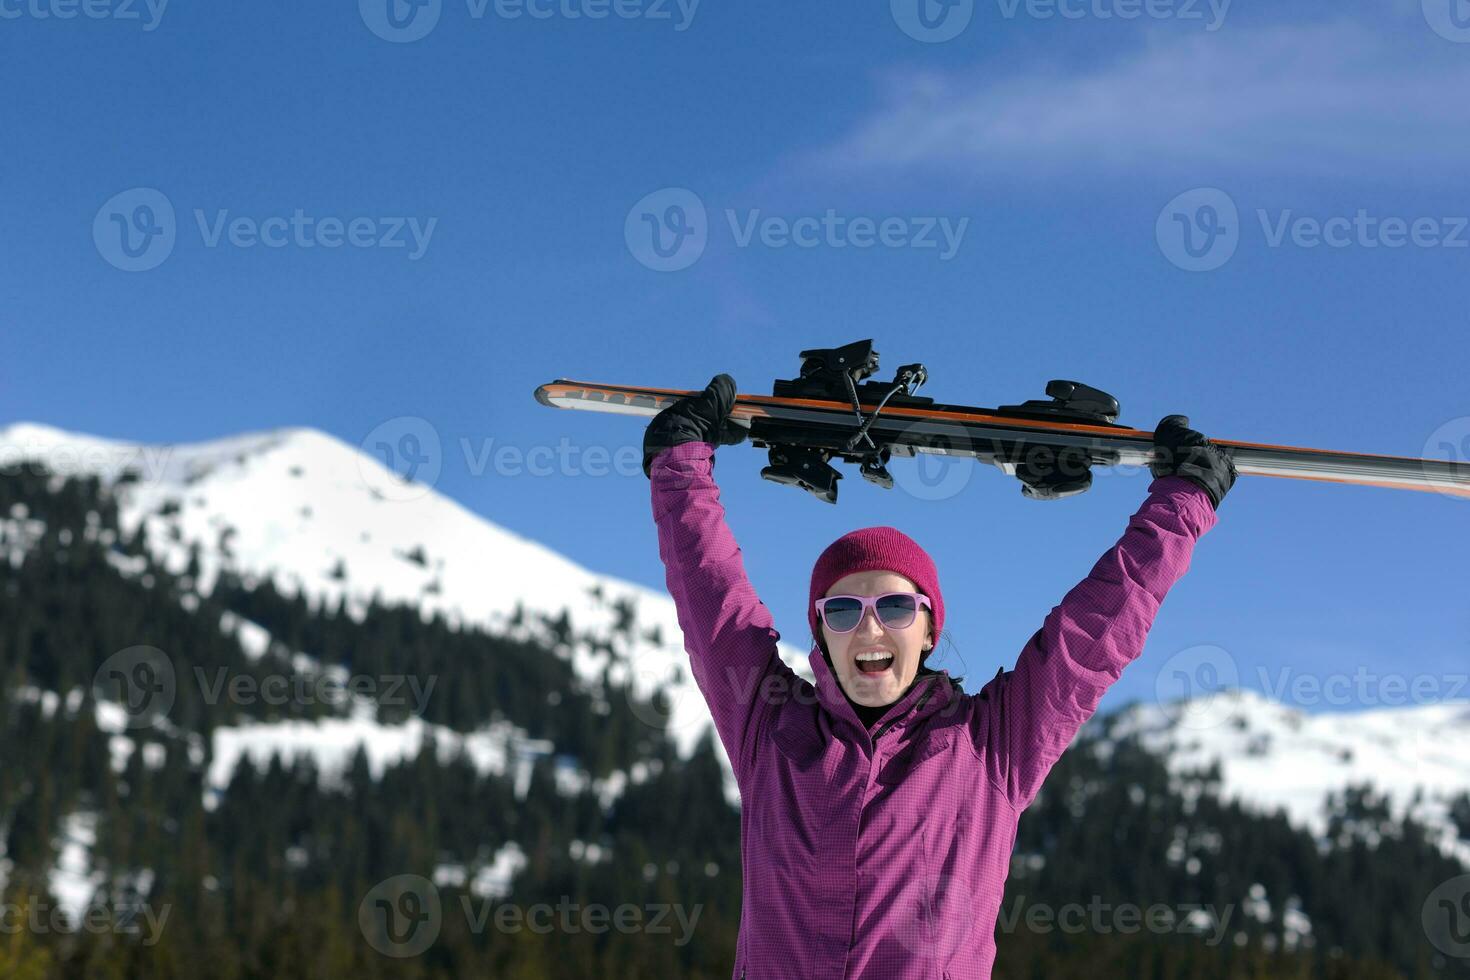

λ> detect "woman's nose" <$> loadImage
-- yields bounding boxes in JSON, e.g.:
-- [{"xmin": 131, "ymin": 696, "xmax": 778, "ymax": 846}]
[{"xmin": 857, "ymin": 607, "xmax": 885, "ymax": 635}]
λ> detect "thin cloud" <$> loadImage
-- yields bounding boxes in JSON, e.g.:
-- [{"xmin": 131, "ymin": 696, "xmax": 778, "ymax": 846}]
[{"xmin": 816, "ymin": 24, "xmax": 1470, "ymax": 179}]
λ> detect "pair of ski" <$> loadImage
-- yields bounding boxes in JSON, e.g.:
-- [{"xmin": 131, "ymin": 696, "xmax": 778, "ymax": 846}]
[{"xmin": 536, "ymin": 339, "xmax": 1470, "ymax": 504}]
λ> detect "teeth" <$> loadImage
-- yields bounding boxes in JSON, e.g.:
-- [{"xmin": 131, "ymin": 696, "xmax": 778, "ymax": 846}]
[{"xmin": 855, "ymin": 651, "xmax": 893, "ymax": 661}]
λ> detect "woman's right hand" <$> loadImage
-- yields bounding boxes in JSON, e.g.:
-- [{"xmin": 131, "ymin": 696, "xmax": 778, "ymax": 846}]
[
  {"xmin": 642, "ymin": 373, "xmax": 748, "ymax": 478},
  {"xmin": 1150, "ymin": 414, "xmax": 1236, "ymax": 510}
]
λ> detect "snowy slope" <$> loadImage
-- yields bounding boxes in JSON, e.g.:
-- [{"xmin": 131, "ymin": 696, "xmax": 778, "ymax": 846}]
[
  {"xmin": 1094, "ymin": 689, "xmax": 1470, "ymax": 867},
  {"xmin": 3, "ymin": 419, "xmax": 817, "ymax": 919},
  {"xmin": 5, "ymin": 420, "xmax": 1466, "ymax": 901},
  {"xmin": 0, "ymin": 421, "xmax": 813, "ymax": 761}
]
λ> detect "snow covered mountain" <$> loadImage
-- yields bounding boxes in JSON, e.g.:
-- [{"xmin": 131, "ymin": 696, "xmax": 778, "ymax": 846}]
[
  {"xmin": 3, "ymin": 421, "xmax": 1466, "ymax": 883},
  {"xmin": 1091, "ymin": 689, "xmax": 1470, "ymax": 868},
  {"xmin": 2, "ymin": 419, "xmax": 809, "ymax": 918},
  {"xmin": 0, "ymin": 421, "xmax": 812, "ymax": 762}
]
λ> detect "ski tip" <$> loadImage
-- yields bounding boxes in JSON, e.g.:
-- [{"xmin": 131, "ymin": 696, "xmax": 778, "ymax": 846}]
[{"xmin": 533, "ymin": 383, "xmax": 559, "ymax": 408}]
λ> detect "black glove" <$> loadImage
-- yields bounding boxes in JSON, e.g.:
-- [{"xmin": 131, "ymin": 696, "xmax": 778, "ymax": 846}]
[
  {"xmin": 642, "ymin": 374, "xmax": 748, "ymax": 478},
  {"xmin": 1151, "ymin": 415, "xmax": 1236, "ymax": 510}
]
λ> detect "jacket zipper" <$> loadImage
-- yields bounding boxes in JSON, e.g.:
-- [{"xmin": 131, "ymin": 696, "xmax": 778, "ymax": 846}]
[{"xmin": 873, "ymin": 681, "xmax": 937, "ymax": 742}]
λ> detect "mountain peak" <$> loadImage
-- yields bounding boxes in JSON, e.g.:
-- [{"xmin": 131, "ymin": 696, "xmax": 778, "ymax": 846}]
[{"xmin": 0, "ymin": 421, "xmax": 809, "ymax": 762}]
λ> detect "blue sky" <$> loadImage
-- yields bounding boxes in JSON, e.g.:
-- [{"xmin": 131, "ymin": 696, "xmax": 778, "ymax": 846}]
[{"xmin": 4, "ymin": 0, "xmax": 1468, "ymax": 716}]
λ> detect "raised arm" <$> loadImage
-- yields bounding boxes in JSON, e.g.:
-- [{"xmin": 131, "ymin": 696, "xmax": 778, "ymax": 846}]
[
  {"xmin": 969, "ymin": 415, "xmax": 1235, "ymax": 810},
  {"xmin": 650, "ymin": 440, "xmax": 798, "ymax": 789}
]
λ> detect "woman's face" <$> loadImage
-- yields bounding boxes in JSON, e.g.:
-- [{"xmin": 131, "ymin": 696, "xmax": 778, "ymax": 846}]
[{"xmin": 821, "ymin": 570, "xmax": 932, "ymax": 708}]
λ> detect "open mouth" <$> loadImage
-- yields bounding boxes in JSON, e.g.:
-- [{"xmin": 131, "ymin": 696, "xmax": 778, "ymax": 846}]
[{"xmin": 854, "ymin": 650, "xmax": 895, "ymax": 675}]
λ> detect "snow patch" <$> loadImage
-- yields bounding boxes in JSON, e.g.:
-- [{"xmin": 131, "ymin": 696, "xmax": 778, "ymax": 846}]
[{"xmin": 49, "ymin": 812, "xmax": 106, "ymax": 922}]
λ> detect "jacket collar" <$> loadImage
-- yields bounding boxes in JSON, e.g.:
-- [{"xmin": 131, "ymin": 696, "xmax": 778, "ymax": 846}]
[{"xmin": 808, "ymin": 644, "xmax": 959, "ymax": 743}]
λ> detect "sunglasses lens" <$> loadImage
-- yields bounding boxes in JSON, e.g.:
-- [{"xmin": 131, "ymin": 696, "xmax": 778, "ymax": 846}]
[
  {"xmin": 821, "ymin": 597, "xmax": 862, "ymax": 632},
  {"xmin": 876, "ymin": 593, "xmax": 918, "ymax": 628}
]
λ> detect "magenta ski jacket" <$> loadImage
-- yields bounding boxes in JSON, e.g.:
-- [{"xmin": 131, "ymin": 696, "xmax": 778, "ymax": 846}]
[{"xmin": 649, "ymin": 441, "xmax": 1219, "ymax": 980}]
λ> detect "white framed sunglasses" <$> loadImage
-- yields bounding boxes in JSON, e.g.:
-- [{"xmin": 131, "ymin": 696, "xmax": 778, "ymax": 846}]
[{"xmin": 814, "ymin": 592, "xmax": 931, "ymax": 634}]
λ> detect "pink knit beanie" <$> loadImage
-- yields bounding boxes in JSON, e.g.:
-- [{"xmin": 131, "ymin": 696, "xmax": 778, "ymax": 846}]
[{"xmin": 808, "ymin": 526, "xmax": 944, "ymax": 652}]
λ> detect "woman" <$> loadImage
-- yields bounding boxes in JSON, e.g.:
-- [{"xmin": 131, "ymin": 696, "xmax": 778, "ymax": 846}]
[{"xmin": 645, "ymin": 375, "xmax": 1234, "ymax": 980}]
